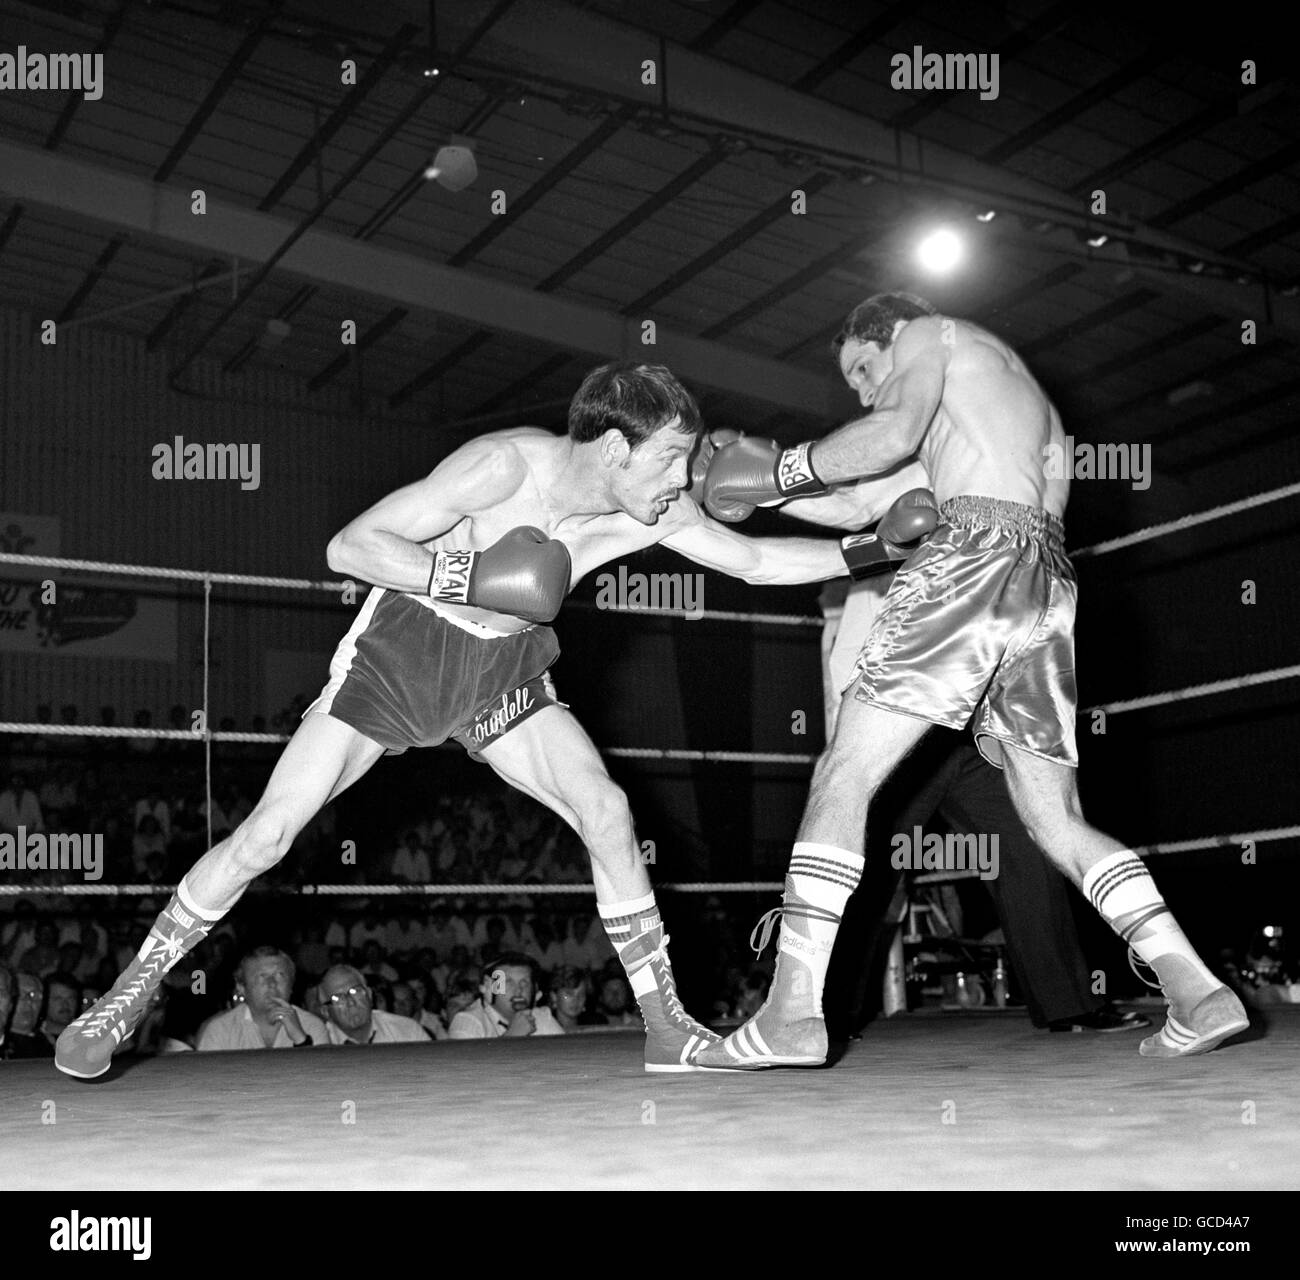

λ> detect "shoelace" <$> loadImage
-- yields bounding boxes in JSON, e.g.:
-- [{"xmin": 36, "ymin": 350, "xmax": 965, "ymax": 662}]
[
  {"xmin": 1127, "ymin": 946, "xmax": 1165, "ymax": 994},
  {"xmin": 629, "ymin": 933, "xmax": 696, "ymax": 1027},
  {"xmin": 749, "ymin": 903, "xmax": 842, "ymax": 957}
]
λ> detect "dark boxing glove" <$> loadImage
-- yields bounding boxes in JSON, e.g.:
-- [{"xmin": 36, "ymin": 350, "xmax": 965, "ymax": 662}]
[
  {"xmin": 687, "ymin": 428, "xmax": 744, "ymax": 493},
  {"xmin": 839, "ymin": 489, "xmax": 939, "ymax": 579},
  {"xmin": 427, "ymin": 527, "xmax": 571, "ymax": 623},
  {"xmin": 702, "ymin": 436, "xmax": 829, "ymax": 523}
]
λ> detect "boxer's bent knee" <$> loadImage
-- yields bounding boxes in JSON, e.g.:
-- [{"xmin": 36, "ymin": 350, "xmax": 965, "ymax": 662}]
[
  {"xmin": 574, "ymin": 780, "xmax": 633, "ymax": 854},
  {"xmin": 226, "ymin": 807, "xmax": 296, "ymax": 879}
]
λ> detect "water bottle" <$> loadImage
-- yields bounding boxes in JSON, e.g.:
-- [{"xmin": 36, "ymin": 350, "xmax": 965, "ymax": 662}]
[{"xmin": 991, "ymin": 956, "xmax": 1009, "ymax": 1008}]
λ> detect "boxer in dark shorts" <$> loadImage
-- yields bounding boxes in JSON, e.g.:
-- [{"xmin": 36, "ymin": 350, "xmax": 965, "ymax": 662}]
[
  {"xmin": 58, "ymin": 362, "xmax": 851, "ymax": 1081},
  {"xmin": 308, "ymin": 587, "xmax": 562, "ymax": 755},
  {"xmin": 696, "ymin": 292, "xmax": 1247, "ymax": 1069},
  {"xmin": 851, "ymin": 495, "xmax": 1077, "ymax": 768}
]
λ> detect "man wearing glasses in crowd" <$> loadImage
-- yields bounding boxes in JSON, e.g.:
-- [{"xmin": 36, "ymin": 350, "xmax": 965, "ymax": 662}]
[{"xmin": 319, "ymin": 964, "xmax": 431, "ymax": 1045}]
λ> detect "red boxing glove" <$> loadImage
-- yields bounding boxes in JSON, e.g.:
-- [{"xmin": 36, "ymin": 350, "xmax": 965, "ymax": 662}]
[
  {"xmin": 839, "ymin": 489, "xmax": 939, "ymax": 579},
  {"xmin": 427, "ymin": 527, "xmax": 571, "ymax": 623}
]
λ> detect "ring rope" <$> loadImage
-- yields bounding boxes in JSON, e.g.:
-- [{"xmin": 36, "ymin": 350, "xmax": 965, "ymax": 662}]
[
  {"xmin": 1, "ymin": 824, "xmax": 1294, "ymax": 902},
  {"xmin": 2, "ymin": 476, "xmax": 1295, "ymax": 623},
  {"xmin": 1, "ymin": 651, "xmax": 1296, "ymax": 750},
  {"xmin": 0, "ymin": 880, "xmax": 785, "ymax": 897},
  {"xmin": 1070, "ymin": 480, "xmax": 1300, "ymax": 559}
]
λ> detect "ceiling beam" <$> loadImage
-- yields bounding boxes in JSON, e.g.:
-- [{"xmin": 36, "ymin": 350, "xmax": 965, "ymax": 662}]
[
  {"xmin": 439, "ymin": 0, "xmax": 1253, "ymax": 274},
  {"xmin": 0, "ymin": 139, "xmax": 838, "ymax": 417}
]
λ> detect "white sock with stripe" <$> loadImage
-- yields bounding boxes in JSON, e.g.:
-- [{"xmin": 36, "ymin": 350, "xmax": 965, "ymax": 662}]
[
  {"xmin": 1082, "ymin": 851, "xmax": 1219, "ymax": 1007},
  {"xmin": 773, "ymin": 842, "xmax": 865, "ymax": 1016},
  {"xmin": 598, "ymin": 891, "xmax": 664, "ymax": 999}
]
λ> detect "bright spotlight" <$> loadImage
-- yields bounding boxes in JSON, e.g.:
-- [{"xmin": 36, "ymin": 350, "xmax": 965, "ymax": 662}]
[{"xmin": 916, "ymin": 227, "xmax": 964, "ymax": 274}]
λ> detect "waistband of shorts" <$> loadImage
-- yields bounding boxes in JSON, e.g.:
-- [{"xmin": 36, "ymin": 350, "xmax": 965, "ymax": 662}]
[
  {"xmin": 939, "ymin": 495, "xmax": 1065, "ymax": 550},
  {"xmin": 405, "ymin": 592, "xmax": 534, "ymax": 639}
]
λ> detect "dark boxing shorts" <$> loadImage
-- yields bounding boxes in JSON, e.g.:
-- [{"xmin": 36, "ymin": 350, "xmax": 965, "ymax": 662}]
[
  {"xmin": 305, "ymin": 588, "xmax": 563, "ymax": 755},
  {"xmin": 849, "ymin": 495, "xmax": 1078, "ymax": 768}
]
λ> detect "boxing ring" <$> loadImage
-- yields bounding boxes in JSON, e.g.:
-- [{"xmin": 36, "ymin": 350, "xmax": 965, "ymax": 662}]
[
  {"xmin": 2, "ymin": 480, "xmax": 1299, "ymax": 1193},
  {"xmin": 2, "ymin": 1009, "xmax": 1296, "ymax": 1191}
]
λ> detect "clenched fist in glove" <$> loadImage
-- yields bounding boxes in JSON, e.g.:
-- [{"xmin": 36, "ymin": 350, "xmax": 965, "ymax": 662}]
[
  {"xmin": 427, "ymin": 526, "xmax": 571, "ymax": 623},
  {"xmin": 701, "ymin": 436, "xmax": 829, "ymax": 523},
  {"xmin": 839, "ymin": 489, "xmax": 939, "ymax": 579},
  {"xmin": 687, "ymin": 427, "xmax": 744, "ymax": 494}
]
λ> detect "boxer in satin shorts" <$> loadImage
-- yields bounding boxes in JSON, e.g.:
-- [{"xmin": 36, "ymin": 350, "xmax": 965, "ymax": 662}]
[{"xmin": 849, "ymin": 494, "xmax": 1078, "ymax": 768}]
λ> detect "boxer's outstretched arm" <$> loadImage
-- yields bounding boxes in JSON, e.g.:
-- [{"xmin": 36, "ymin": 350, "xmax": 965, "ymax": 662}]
[
  {"xmin": 326, "ymin": 438, "xmax": 526, "ymax": 591},
  {"xmin": 661, "ymin": 499, "xmax": 844, "ymax": 585},
  {"xmin": 812, "ymin": 318, "xmax": 948, "ymax": 483},
  {"xmin": 780, "ymin": 460, "xmax": 931, "ymax": 530}
]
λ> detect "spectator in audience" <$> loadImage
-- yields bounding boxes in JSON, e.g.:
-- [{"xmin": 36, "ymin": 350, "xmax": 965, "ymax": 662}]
[
  {"xmin": 16, "ymin": 921, "xmax": 61, "ymax": 978},
  {"xmin": 195, "ymin": 947, "xmax": 326, "ymax": 1051},
  {"xmin": 37, "ymin": 971, "xmax": 81, "ymax": 1051},
  {"xmin": 430, "ymin": 943, "xmax": 473, "ymax": 998},
  {"xmin": 133, "ymin": 790, "xmax": 171, "ymax": 842},
  {"xmin": 128, "ymin": 707, "xmax": 157, "ymax": 755},
  {"xmin": 384, "ymin": 910, "xmax": 424, "ymax": 961},
  {"xmin": 504, "ymin": 905, "xmax": 538, "ymax": 954},
  {"xmin": 1, "ymin": 898, "xmax": 38, "ymax": 963},
  {"xmin": 594, "ymin": 975, "xmax": 641, "ymax": 1028},
  {"xmin": 56, "ymin": 941, "xmax": 85, "ymax": 983},
  {"xmin": 348, "ymin": 911, "xmax": 388, "ymax": 954},
  {"xmin": 318, "ymin": 964, "xmax": 430, "ymax": 1046},
  {"xmin": 474, "ymin": 916, "xmax": 509, "ymax": 966},
  {"xmin": 101, "ymin": 814, "xmax": 133, "ymax": 876},
  {"xmin": 131, "ymin": 814, "xmax": 168, "ymax": 876},
  {"xmin": 390, "ymin": 981, "xmax": 438, "ymax": 1040},
  {"xmin": 444, "ymin": 972, "xmax": 482, "ymax": 1025},
  {"xmin": 390, "ymin": 832, "xmax": 431, "ymax": 884},
  {"xmin": 448, "ymin": 952, "xmax": 564, "ymax": 1039},
  {"xmin": 548, "ymin": 966, "xmax": 594, "ymax": 1033},
  {"xmin": 0, "ymin": 962, "xmax": 15, "ymax": 1054},
  {"xmin": 169, "ymin": 794, "xmax": 206, "ymax": 860},
  {"xmin": 423, "ymin": 904, "xmax": 472, "ymax": 962},
  {"xmin": 2, "ymin": 972, "xmax": 46, "ymax": 1057},
  {"xmin": 62, "ymin": 916, "xmax": 106, "ymax": 964},
  {"xmin": 124, "ymin": 986, "xmax": 192, "ymax": 1056},
  {"xmin": 295, "ymin": 924, "xmax": 330, "ymax": 981},
  {"xmin": 525, "ymin": 915, "xmax": 565, "ymax": 975},
  {"xmin": 0, "ymin": 773, "xmax": 44, "ymax": 837},
  {"xmin": 561, "ymin": 912, "xmax": 600, "ymax": 970},
  {"xmin": 39, "ymin": 765, "xmax": 79, "ymax": 830},
  {"xmin": 400, "ymin": 975, "xmax": 447, "ymax": 1039},
  {"xmin": 359, "ymin": 940, "xmax": 399, "ymax": 986}
]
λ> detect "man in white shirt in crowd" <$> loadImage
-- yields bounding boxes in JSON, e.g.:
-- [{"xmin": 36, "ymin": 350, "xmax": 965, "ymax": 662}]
[
  {"xmin": 448, "ymin": 952, "xmax": 564, "ymax": 1039},
  {"xmin": 390, "ymin": 831, "xmax": 431, "ymax": 883},
  {"xmin": 0, "ymin": 774, "xmax": 43, "ymax": 837},
  {"xmin": 195, "ymin": 946, "xmax": 327, "ymax": 1051},
  {"xmin": 318, "ymin": 964, "xmax": 431, "ymax": 1046}
]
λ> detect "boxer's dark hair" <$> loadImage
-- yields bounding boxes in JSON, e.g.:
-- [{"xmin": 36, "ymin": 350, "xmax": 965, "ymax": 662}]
[
  {"xmin": 833, "ymin": 293, "xmax": 936, "ymax": 355},
  {"xmin": 569, "ymin": 361, "xmax": 701, "ymax": 447}
]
